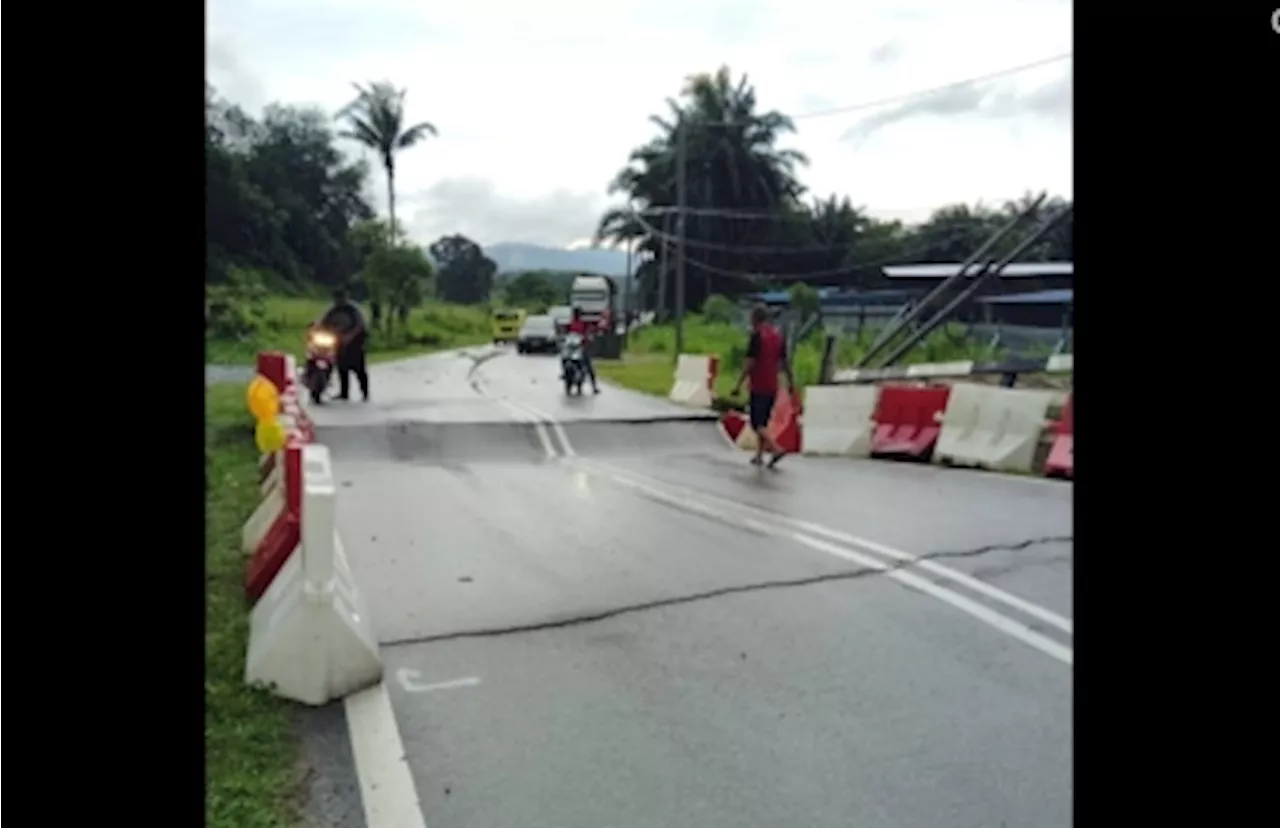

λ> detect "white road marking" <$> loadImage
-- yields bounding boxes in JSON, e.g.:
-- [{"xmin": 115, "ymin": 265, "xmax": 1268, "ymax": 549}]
[
  {"xmin": 589, "ymin": 465, "xmax": 1073, "ymax": 666},
  {"xmin": 473, "ymin": 391, "xmax": 1073, "ymax": 662},
  {"xmin": 489, "ymin": 393, "xmax": 558, "ymax": 459},
  {"xmin": 576, "ymin": 457, "xmax": 1074, "ymax": 636},
  {"xmin": 344, "ymin": 682, "xmax": 429, "ymax": 828},
  {"xmin": 395, "ymin": 669, "xmax": 482, "ymax": 694},
  {"xmin": 548, "ymin": 419, "xmax": 576, "ymax": 458}
]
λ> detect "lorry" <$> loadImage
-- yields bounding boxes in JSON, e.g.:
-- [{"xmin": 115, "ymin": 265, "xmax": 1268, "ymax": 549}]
[{"xmin": 569, "ymin": 274, "xmax": 617, "ymax": 335}]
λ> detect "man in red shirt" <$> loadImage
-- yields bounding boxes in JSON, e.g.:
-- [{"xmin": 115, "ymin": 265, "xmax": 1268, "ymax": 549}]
[
  {"xmin": 731, "ymin": 304, "xmax": 795, "ymax": 468},
  {"xmin": 564, "ymin": 307, "xmax": 601, "ymax": 394}
]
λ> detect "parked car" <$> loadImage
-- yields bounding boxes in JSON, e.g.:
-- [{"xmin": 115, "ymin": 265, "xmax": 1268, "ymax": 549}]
[
  {"xmin": 516, "ymin": 315, "xmax": 559, "ymax": 354},
  {"xmin": 548, "ymin": 305, "xmax": 573, "ymax": 335}
]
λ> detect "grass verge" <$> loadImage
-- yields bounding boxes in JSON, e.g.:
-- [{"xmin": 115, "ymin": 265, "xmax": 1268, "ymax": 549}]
[
  {"xmin": 206, "ymin": 384, "xmax": 302, "ymax": 828},
  {"xmin": 207, "ymin": 296, "xmax": 492, "ymax": 366},
  {"xmin": 598, "ymin": 316, "xmax": 995, "ymax": 403},
  {"xmin": 596, "ymin": 352, "xmax": 743, "ymax": 401}
]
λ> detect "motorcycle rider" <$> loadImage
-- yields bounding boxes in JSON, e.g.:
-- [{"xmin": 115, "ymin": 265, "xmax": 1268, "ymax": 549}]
[
  {"xmin": 564, "ymin": 306, "xmax": 600, "ymax": 394},
  {"xmin": 319, "ymin": 287, "xmax": 370, "ymax": 402}
]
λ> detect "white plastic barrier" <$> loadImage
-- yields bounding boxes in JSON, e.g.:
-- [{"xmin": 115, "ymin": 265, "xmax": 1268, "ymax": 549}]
[
  {"xmin": 934, "ymin": 384, "xmax": 1056, "ymax": 473},
  {"xmin": 668, "ymin": 354, "xmax": 719, "ymax": 408},
  {"xmin": 802, "ymin": 385, "xmax": 881, "ymax": 457},
  {"xmin": 245, "ymin": 443, "xmax": 384, "ymax": 706}
]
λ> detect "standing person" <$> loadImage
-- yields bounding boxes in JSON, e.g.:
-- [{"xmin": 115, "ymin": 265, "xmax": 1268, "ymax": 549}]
[
  {"xmin": 564, "ymin": 306, "xmax": 601, "ymax": 394},
  {"xmin": 320, "ymin": 288, "xmax": 370, "ymax": 402},
  {"xmin": 730, "ymin": 304, "xmax": 796, "ymax": 468}
]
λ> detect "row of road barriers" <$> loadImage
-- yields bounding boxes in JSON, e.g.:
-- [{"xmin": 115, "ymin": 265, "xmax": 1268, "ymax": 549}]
[
  {"xmin": 239, "ymin": 351, "xmax": 384, "ymax": 706},
  {"xmin": 665, "ymin": 353, "xmax": 1073, "ymax": 478}
]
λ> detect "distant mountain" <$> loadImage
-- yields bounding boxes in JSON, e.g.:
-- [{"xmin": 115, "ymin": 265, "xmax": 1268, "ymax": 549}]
[{"xmin": 482, "ymin": 242, "xmax": 631, "ymax": 278}]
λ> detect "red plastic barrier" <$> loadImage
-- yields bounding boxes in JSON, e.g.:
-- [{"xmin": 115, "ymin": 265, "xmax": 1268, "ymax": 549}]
[
  {"xmin": 257, "ymin": 351, "xmax": 290, "ymax": 392},
  {"xmin": 1043, "ymin": 393, "xmax": 1074, "ymax": 478},
  {"xmin": 720, "ymin": 410, "xmax": 747, "ymax": 444},
  {"xmin": 769, "ymin": 388, "xmax": 802, "ymax": 454},
  {"xmin": 870, "ymin": 385, "xmax": 951, "ymax": 459},
  {"xmin": 245, "ymin": 445, "xmax": 303, "ymax": 604}
]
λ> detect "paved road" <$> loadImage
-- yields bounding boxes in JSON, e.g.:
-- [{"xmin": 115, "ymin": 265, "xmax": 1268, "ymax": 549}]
[{"xmin": 309, "ymin": 347, "xmax": 1073, "ymax": 828}]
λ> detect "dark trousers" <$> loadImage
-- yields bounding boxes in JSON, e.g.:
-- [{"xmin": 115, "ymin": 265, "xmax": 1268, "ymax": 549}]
[
  {"xmin": 337, "ymin": 346, "xmax": 369, "ymax": 399},
  {"xmin": 748, "ymin": 392, "xmax": 776, "ymax": 431}
]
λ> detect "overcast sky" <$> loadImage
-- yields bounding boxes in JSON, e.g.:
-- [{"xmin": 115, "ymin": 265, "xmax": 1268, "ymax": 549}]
[{"xmin": 207, "ymin": 0, "xmax": 1072, "ymax": 249}]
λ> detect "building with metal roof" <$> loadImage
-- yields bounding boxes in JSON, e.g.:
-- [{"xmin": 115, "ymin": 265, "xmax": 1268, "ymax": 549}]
[
  {"xmin": 743, "ymin": 288, "xmax": 919, "ymax": 308},
  {"xmin": 882, "ymin": 262, "xmax": 1073, "ymax": 279},
  {"xmin": 978, "ymin": 288, "xmax": 1073, "ymax": 305}
]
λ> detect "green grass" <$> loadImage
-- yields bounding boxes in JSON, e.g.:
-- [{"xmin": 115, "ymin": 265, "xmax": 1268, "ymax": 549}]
[
  {"xmin": 207, "ymin": 296, "xmax": 493, "ymax": 366},
  {"xmin": 599, "ymin": 316, "xmax": 994, "ymax": 402},
  {"xmin": 206, "ymin": 384, "xmax": 302, "ymax": 828}
]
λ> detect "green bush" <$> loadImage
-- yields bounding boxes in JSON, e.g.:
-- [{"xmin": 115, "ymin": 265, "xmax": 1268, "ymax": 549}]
[
  {"xmin": 702, "ymin": 294, "xmax": 739, "ymax": 324},
  {"xmin": 205, "ymin": 267, "xmax": 272, "ymax": 341}
]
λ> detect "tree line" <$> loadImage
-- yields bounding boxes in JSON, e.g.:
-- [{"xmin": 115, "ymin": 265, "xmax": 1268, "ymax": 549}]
[
  {"xmin": 205, "ymin": 82, "xmax": 500, "ymax": 339},
  {"xmin": 595, "ymin": 66, "xmax": 1073, "ymax": 312},
  {"xmin": 206, "ymin": 66, "xmax": 1072, "ymax": 331}
]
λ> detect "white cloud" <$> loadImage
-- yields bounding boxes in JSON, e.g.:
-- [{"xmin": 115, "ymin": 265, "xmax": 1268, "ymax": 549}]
[{"xmin": 207, "ymin": 0, "xmax": 1072, "ymax": 247}]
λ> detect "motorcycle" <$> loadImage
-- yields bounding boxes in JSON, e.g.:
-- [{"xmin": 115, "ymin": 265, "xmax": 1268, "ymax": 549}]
[
  {"xmin": 561, "ymin": 332, "xmax": 587, "ymax": 396},
  {"xmin": 304, "ymin": 326, "xmax": 338, "ymax": 404}
]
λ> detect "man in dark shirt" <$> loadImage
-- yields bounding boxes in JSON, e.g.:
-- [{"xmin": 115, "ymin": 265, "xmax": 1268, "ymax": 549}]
[
  {"xmin": 319, "ymin": 288, "xmax": 370, "ymax": 402},
  {"xmin": 564, "ymin": 307, "xmax": 601, "ymax": 394},
  {"xmin": 731, "ymin": 304, "xmax": 795, "ymax": 468}
]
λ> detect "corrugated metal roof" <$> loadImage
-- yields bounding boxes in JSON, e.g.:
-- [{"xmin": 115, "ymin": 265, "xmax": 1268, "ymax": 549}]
[
  {"xmin": 744, "ymin": 288, "xmax": 915, "ymax": 306},
  {"xmin": 883, "ymin": 262, "xmax": 1074, "ymax": 279},
  {"xmin": 978, "ymin": 289, "xmax": 1073, "ymax": 305}
]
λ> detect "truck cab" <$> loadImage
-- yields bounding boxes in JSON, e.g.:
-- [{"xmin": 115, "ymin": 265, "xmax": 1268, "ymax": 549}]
[{"xmin": 569, "ymin": 275, "xmax": 615, "ymax": 334}]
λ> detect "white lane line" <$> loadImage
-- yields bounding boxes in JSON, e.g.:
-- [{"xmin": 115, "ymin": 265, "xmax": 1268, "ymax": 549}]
[
  {"xmin": 395, "ymin": 669, "xmax": 482, "ymax": 694},
  {"xmin": 588, "ymin": 465, "xmax": 1072, "ymax": 666},
  {"xmin": 344, "ymin": 683, "xmax": 429, "ymax": 828},
  {"xmin": 487, "ymin": 394, "xmax": 574, "ymax": 458},
  {"xmin": 576, "ymin": 456, "xmax": 1073, "ymax": 636},
  {"xmin": 490, "ymin": 394, "xmax": 559, "ymax": 459},
  {"xmin": 484, "ymin": 397, "xmax": 1073, "ymax": 659}
]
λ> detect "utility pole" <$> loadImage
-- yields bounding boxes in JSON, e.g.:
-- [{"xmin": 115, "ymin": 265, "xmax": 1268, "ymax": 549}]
[
  {"xmin": 674, "ymin": 118, "xmax": 688, "ymax": 357},
  {"xmin": 622, "ymin": 236, "xmax": 634, "ymax": 348},
  {"xmin": 657, "ymin": 213, "xmax": 670, "ymax": 322}
]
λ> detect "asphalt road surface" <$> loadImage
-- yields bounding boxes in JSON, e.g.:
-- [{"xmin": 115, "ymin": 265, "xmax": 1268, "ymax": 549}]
[{"xmin": 308, "ymin": 345, "xmax": 1073, "ymax": 828}]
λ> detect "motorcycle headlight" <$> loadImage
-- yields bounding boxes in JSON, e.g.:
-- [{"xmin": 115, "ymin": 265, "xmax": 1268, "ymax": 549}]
[{"xmin": 311, "ymin": 332, "xmax": 337, "ymax": 348}]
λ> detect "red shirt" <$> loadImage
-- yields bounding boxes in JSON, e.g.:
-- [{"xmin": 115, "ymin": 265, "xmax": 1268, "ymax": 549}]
[
  {"xmin": 566, "ymin": 318, "xmax": 591, "ymax": 337},
  {"xmin": 746, "ymin": 323, "xmax": 786, "ymax": 394}
]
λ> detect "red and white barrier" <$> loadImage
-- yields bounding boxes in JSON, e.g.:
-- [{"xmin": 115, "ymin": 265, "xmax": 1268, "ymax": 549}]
[
  {"xmin": 726, "ymin": 387, "xmax": 802, "ymax": 453},
  {"xmin": 934, "ymin": 384, "xmax": 1057, "ymax": 473},
  {"xmin": 669, "ymin": 354, "xmax": 719, "ymax": 408},
  {"xmin": 801, "ymin": 385, "xmax": 878, "ymax": 457},
  {"xmin": 245, "ymin": 443, "xmax": 383, "ymax": 706},
  {"xmin": 245, "ymin": 443, "xmax": 304, "ymax": 602},
  {"xmin": 242, "ymin": 416, "xmax": 313, "ymax": 560}
]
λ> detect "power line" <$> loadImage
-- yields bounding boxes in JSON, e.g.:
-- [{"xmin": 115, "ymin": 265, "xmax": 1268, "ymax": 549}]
[
  {"xmin": 678, "ymin": 52, "xmax": 1071, "ymax": 129},
  {"xmin": 789, "ymin": 52, "xmax": 1072, "ymax": 121},
  {"xmin": 631, "ymin": 205, "xmax": 1021, "ymax": 259},
  {"xmin": 613, "ymin": 52, "xmax": 1072, "ymax": 227}
]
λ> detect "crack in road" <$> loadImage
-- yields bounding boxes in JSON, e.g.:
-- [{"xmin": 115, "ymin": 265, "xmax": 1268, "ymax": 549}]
[
  {"xmin": 379, "ymin": 534, "xmax": 1073, "ymax": 648},
  {"xmin": 918, "ymin": 535, "xmax": 1073, "ymax": 564}
]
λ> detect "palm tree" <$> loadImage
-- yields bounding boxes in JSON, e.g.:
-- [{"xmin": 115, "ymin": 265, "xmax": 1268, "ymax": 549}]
[
  {"xmin": 336, "ymin": 81, "xmax": 437, "ymax": 245},
  {"xmin": 597, "ymin": 66, "xmax": 809, "ymax": 309}
]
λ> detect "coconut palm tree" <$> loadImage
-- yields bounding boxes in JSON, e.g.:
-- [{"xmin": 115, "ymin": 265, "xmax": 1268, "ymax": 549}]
[
  {"xmin": 336, "ymin": 81, "xmax": 437, "ymax": 245},
  {"xmin": 597, "ymin": 66, "xmax": 808, "ymax": 309}
]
